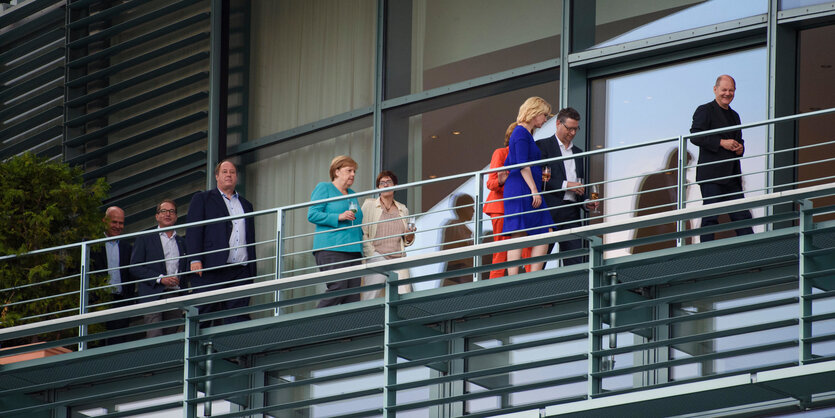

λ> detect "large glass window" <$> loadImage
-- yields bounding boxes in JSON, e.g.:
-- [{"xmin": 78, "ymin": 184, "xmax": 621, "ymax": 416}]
[
  {"xmin": 589, "ymin": 48, "xmax": 768, "ymax": 257},
  {"xmin": 780, "ymin": 0, "xmax": 835, "ymax": 9},
  {"xmin": 384, "ymin": 0, "xmax": 561, "ymax": 99},
  {"xmin": 797, "ymin": 25, "xmax": 835, "ymax": 217},
  {"xmin": 245, "ymin": 118, "xmax": 373, "ymax": 310},
  {"xmin": 593, "ymin": 0, "xmax": 767, "ymax": 49},
  {"xmin": 248, "ymin": 0, "xmax": 376, "ymax": 137},
  {"xmin": 383, "ymin": 78, "xmax": 558, "ymax": 213}
]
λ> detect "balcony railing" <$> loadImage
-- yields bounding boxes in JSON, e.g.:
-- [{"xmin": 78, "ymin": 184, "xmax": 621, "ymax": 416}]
[{"xmin": 2, "ymin": 107, "xmax": 835, "ymax": 417}]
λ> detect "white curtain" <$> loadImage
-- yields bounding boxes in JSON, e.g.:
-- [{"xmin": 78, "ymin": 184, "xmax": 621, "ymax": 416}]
[{"xmin": 245, "ymin": 0, "xmax": 376, "ymax": 310}]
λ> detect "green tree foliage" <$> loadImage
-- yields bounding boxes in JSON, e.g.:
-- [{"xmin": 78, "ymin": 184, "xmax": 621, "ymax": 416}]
[{"xmin": 0, "ymin": 153, "xmax": 110, "ymax": 328}]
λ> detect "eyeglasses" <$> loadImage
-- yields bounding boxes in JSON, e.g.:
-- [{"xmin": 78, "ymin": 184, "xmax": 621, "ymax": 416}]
[
  {"xmin": 378, "ymin": 180, "xmax": 394, "ymax": 186},
  {"xmin": 157, "ymin": 209, "xmax": 176, "ymax": 215},
  {"xmin": 562, "ymin": 125, "xmax": 580, "ymax": 133}
]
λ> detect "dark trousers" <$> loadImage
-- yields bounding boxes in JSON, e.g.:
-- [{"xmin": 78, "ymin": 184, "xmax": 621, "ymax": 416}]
[
  {"xmin": 192, "ymin": 265, "xmax": 252, "ymax": 326},
  {"xmin": 699, "ymin": 181, "xmax": 754, "ymax": 242},
  {"xmin": 104, "ymin": 293, "xmax": 137, "ymax": 345},
  {"xmin": 314, "ymin": 251, "xmax": 362, "ymax": 307},
  {"xmin": 548, "ymin": 203, "xmax": 585, "ymax": 266}
]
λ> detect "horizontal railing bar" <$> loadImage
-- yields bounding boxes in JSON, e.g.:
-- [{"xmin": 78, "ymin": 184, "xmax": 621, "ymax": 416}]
[
  {"xmin": 592, "ymin": 296, "xmax": 798, "ymax": 336},
  {"xmin": 194, "ymin": 388, "xmax": 383, "ymax": 417},
  {"xmin": 387, "ymin": 310, "xmax": 588, "ymax": 350},
  {"xmin": 593, "ymin": 275, "xmax": 797, "ymax": 315},
  {"xmin": 803, "ymin": 311, "xmax": 835, "ymax": 323},
  {"xmin": 802, "ymin": 289, "xmax": 835, "ymax": 301},
  {"xmin": 390, "ymin": 354, "xmax": 588, "ymax": 392},
  {"xmin": 0, "ymin": 359, "xmax": 183, "ymax": 396},
  {"xmin": 592, "ymin": 342, "xmax": 798, "ymax": 379},
  {"xmin": 187, "ymin": 324, "xmax": 383, "ymax": 361},
  {"xmin": 388, "ymin": 331, "xmax": 588, "ymax": 371},
  {"xmin": 387, "ymin": 295, "xmax": 587, "ymax": 328},
  {"xmin": 802, "ymin": 267, "xmax": 835, "ymax": 280},
  {"xmin": 187, "ymin": 345, "xmax": 382, "ymax": 383},
  {"xmin": 592, "ymin": 360, "xmax": 798, "ymax": 399},
  {"xmin": 387, "ymin": 374, "xmax": 588, "ymax": 413},
  {"xmin": 593, "ymin": 319, "xmax": 798, "ymax": 357},
  {"xmin": 199, "ymin": 366, "xmax": 384, "ymax": 403}
]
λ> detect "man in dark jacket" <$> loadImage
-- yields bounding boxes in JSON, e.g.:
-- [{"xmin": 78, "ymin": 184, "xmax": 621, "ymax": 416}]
[
  {"xmin": 130, "ymin": 199, "xmax": 189, "ymax": 337},
  {"xmin": 690, "ymin": 74, "xmax": 753, "ymax": 242},
  {"xmin": 186, "ymin": 160, "xmax": 255, "ymax": 325},
  {"xmin": 90, "ymin": 206, "xmax": 136, "ymax": 344}
]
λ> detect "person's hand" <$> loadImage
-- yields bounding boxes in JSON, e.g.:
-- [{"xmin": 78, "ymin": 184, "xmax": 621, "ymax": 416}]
[
  {"xmin": 190, "ymin": 261, "xmax": 202, "ymax": 277},
  {"xmin": 338, "ymin": 210, "xmax": 356, "ymax": 222},
  {"xmin": 498, "ymin": 170, "xmax": 508, "ymax": 186},
  {"xmin": 161, "ymin": 276, "xmax": 179, "ymax": 287},
  {"xmin": 585, "ymin": 200, "xmax": 599, "ymax": 211},
  {"xmin": 567, "ymin": 181, "xmax": 585, "ymax": 197},
  {"xmin": 720, "ymin": 139, "xmax": 742, "ymax": 153},
  {"xmin": 531, "ymin": 193, "xmax": 542, "ymax": 208},
  {"xmin": 734, "ymin": 143, "xmax": 744, "ymax": 155}
]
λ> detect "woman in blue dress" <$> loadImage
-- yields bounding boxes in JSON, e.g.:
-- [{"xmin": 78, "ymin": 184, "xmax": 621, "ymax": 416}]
[{"xmin": 503, "ymin": 96, "xmax": 553, "ymax": 274}]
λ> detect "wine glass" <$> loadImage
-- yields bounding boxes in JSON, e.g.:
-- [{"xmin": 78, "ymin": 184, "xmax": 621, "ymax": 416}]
[
  {"xmin": 541, "ymin": 166, "xmax": 551, "ymax": 187},
  {"xmin": 407, "ymin": 217, "xmax": 416, "ymax": 231},
  {"xmin": 349, "ymin": 201, "xmax": 358, "ymax": 225},
  {"xmin": 590, "ymin": 184, "xmax": 601, "ymax": 215}
]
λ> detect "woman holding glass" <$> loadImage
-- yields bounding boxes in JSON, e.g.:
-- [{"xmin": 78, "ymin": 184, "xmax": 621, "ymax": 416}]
[
  {"xmin": 360, "ymin": 170, "xmax": 416, "ymax": 300},
  {"xmin": 502, "ymin": 97, "xmax": 553, "ymax": 275},
  {"xmin": 308, "ymin": 155, "xmax": 364, "ymax": 307}
]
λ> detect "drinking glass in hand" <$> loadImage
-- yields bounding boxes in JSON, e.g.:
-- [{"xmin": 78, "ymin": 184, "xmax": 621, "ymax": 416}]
[
  {"xmin": 349, "ymin": 201, "xmax": 358, "ymax": 225},
  {"xmin": 541, "ymin": 166, "xmax": 551, "ymax": 184},
  {"xmin": 590, "ymin": 184, "xmax": 601, "ymax": 215},
  {"xmin": 407, "ymin": 217, "xmax": 416, "ymax": 231}
]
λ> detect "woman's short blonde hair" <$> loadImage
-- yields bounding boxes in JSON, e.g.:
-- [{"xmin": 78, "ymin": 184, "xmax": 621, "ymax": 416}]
[
  {"xmin": 329, "ymin": 155, "xmax": 358, "ymax": 180},
  {"xmin": 516, "ymin": 96, "xmax": 552, "ymax": 125}
]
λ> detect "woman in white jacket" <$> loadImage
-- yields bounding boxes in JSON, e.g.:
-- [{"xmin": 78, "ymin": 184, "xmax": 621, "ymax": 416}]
[{"xmin": 360, "ymin": 170, "xmax": 416, "ymax": 300}]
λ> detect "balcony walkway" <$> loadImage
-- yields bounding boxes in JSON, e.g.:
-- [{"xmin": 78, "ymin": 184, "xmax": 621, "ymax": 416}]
[{"xmin": 3, "ymin": 183, "xmax": 835, "ymax": 417}]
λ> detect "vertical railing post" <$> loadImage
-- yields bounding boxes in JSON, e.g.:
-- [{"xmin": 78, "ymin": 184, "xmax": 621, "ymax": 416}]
[
  {"xmin": 587, "ymin": 236, "xmax": 603, "ymax": 397},
  {"xmin": 382, "ymin": 271, "xmax": 399, "ymax": 417},
  {"xmin": 183, "ymin": 307, "xmax": 199, "ymax": 418},
  {"xmin": 472, "ymin": 172, "xmax": 484, "ymax": 282},
  {"xmin": 79, "ymin": 241, "xmax": 88, "ymax": 351},
  {"xmin": 676, "ymin": 134, "xmax": 688, "ymax": 247},
  {"xmin": 274, "ymin": 208, "xmax": 285, "ymax": 317},
  {"xmin": 798, "ymin": 199, "xmax": 813, "ymax": 364}
]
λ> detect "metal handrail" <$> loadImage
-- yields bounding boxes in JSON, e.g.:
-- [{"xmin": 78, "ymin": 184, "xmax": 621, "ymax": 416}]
[{"xmin": 2, "ymin": 106, "xmax": 835, "ymax": 337}]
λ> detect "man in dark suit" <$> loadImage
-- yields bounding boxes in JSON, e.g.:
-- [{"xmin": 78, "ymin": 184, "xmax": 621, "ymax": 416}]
[
  {"xmin": 130, "ymin": 199, "xmax": 189, "ymax": 337},
  {"xmin": 536, "ymin": 107, "xmax": 597, "ymax": 265},
  {"xmin": 690, "ymin": 74, "xmax": 753, "ymax": 242},
  {"xmin": 90, "ymin": 206, "xmax": 136, "ymax": 344},
  {"xmin": 186, "ymin": 159, "xmax": 255, "ymax": 325}
]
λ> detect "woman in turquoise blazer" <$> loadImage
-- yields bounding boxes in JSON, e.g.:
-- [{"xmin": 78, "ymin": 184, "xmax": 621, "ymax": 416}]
[{"xmin": 307, "ymin": 155, "xmax": 364, "ymax": 307}]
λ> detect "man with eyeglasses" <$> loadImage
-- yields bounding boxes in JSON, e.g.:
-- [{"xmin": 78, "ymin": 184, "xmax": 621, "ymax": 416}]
[
  {"xmin": 690, "ymin": 74, "xmax": 753, "ymax": 242},
  {"xmin": 536, "ymin": 107, "xmax": 598, "ymax": 265},
  {"xmin": 130, "ymin": 199, "xmax": 189, "ymax": 337}
]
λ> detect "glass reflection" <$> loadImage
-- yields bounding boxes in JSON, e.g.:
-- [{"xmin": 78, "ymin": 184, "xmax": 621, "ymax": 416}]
[
  {"xmin": 385, "ymin": 0, "xmax": 561, "ymax": 98},
  {"xmin": 590, "ymin": 47, "xmax": 767, "ymax": 258},
  {"xmin": 780, "ymin": 0, "xmax": 835, "ymax": 9},
  {"xmin": 594, "ymin": 0, "xmax": 767, "ymax": 49}
]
